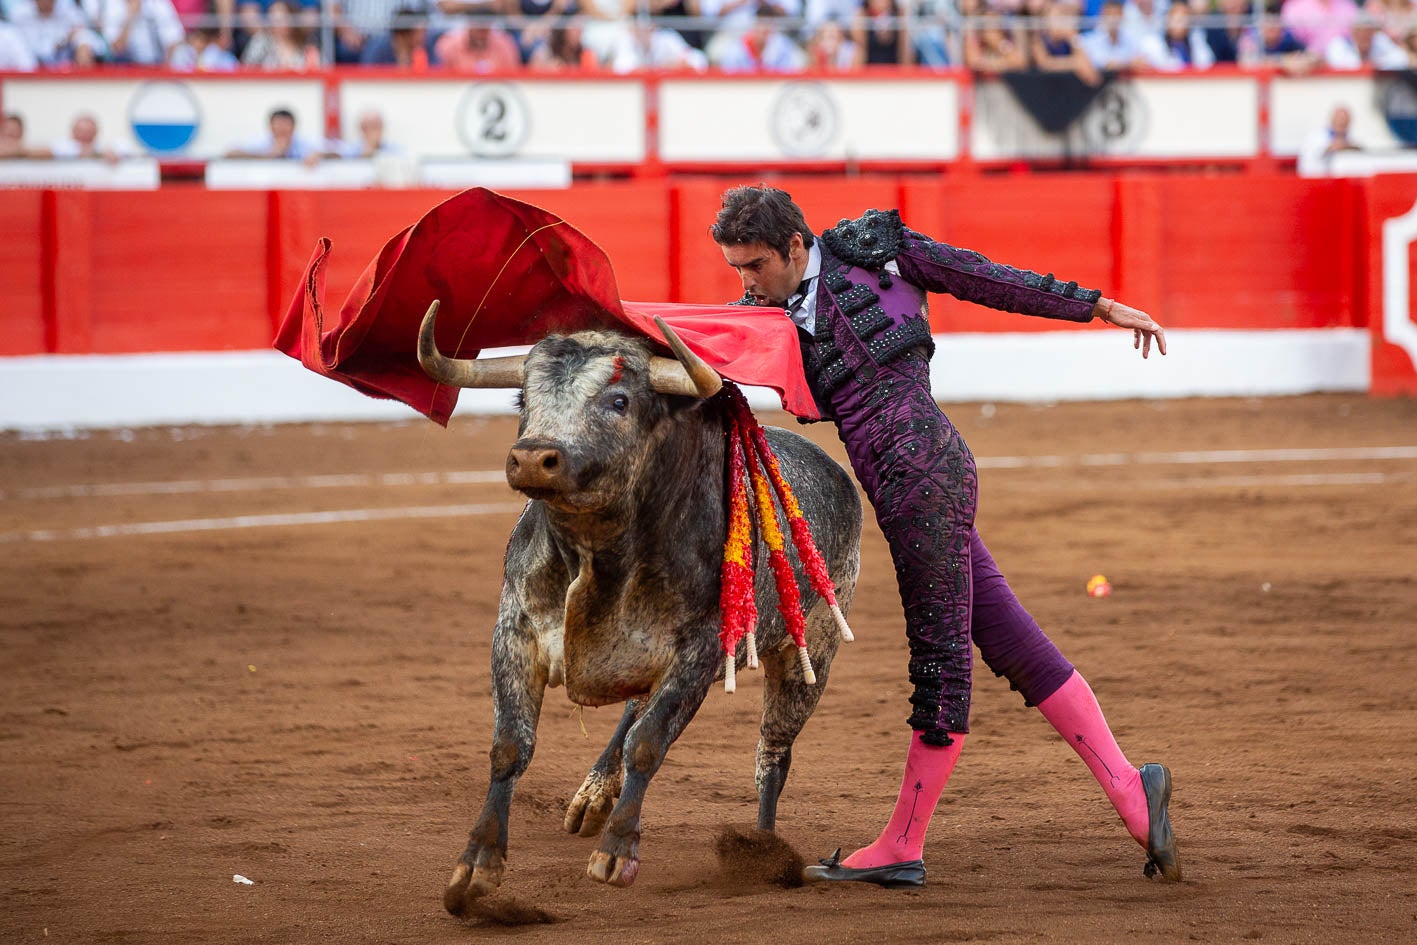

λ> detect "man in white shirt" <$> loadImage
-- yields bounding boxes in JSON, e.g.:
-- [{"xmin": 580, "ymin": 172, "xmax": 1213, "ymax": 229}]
[
  {"xmin": 88, "ymin": 0, "xmax": 184, "ymax": 65},
  {"xmin": 49, "ymin": 112, "xmax": 125, "ymax": 161},
  {"xmin": 1324, "ymin": 14, "xmax": 1409, "ymax": 69},
  {"xmin": 10, "ymin": 0, "xmax": 104, "ymax": 65},
  {"xmin": 609, "ymin": 15, "xmax": 708, "ymax": 72},
  {"xmin": 0, "ymin": 17, "xmax": 39, "ymax": 70},
  {"xmin": 1080, "ymin": 0, "xmax": 1146, "ymax": 69}
]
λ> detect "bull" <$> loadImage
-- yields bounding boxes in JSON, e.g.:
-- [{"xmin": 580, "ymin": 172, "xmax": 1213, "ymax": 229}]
[{"xmin": 417, "ymin": 303, "xmax": 862, "ymax": 910}]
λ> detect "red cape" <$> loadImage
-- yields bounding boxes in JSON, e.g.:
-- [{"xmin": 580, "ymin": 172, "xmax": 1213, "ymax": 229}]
[{"xmin": 273, "ymin": 188, "xmax": 818, "ymax": 425}]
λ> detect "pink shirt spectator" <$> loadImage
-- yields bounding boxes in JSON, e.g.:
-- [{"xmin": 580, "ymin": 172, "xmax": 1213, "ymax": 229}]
[
  {"xmin": 1280, "ymin": 0, "xmax": 1360, "ymax": 51},
  {"xmin": 434, "ymin": 25, "xmax": 522, "ymax": 72},
  {"xmin": 170, "ymin": 0, "xmax": 206, "ymax": 26}
]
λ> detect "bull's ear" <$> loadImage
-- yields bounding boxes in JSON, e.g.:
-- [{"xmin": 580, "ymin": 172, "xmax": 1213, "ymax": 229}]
[
  {"xmin": 417, "ymin": 300, "xmax": 527, "ymax": 388},
  {"xmin": 650, "ymin": 317, "xmax": 722, "ymax": 399}
]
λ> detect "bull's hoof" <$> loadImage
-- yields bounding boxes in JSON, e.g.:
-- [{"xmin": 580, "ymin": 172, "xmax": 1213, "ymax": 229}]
[
  {"xmin": 443, "ymin": 860, "xmax": 503, "ymax": 916},
  {"xmin": 586, "ymin": 850, "xmax": 639, "ymax": 887},
  {"xmin": 564, "ymin": 779, "xmax": 618, "ymax": 837}
]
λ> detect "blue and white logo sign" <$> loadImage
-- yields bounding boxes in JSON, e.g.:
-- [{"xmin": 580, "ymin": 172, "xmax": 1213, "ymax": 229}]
[{"xmin": 127, "ymin": 81, "xmax": 202, "ymax": 154}]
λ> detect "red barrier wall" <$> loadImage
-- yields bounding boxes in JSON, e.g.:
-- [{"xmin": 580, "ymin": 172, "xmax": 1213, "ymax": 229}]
[
  {"xmin": 2, "ymin": 174, "xmax": 1409, "ymax": 386},
  {"xmin": 1363, "ymin": 176, "xmax": 1417, "ymax": 396}
]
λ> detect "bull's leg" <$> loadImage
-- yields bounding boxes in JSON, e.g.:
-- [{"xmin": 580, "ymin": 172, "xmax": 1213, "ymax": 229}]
[
  {"xmin": 444, "ymin": 627, "xmax": 548, "ymax": 916},
  {"xmin": 756, "ymin": 606, "xmax": 842, "ymax": 832},
  {"xmin": 585, "ymin": 657, "xmax": 717, "ymax": 887},
  {"xmin": 564, "ymin": 699, "xmax": 642, "ymax": 837}
]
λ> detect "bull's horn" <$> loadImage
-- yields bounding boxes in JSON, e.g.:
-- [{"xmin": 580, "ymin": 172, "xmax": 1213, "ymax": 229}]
[
  {"xmin": 417, "ymin": 300, "xmax": 527, "ymax": 388},
  {"xmin": 651, "ymin": 316, "xmax": 723, "ymax": 399}
]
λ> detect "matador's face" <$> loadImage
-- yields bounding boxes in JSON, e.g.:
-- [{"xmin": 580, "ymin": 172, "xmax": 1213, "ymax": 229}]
[{"xmin": 719, "ymin": 233, "xmax": 808, "ymax": 308}]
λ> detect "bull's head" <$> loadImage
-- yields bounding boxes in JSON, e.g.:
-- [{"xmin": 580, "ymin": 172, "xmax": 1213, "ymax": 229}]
[{"xmin": 418, "ymin": 301, "xmax": 722, "ymax": 512}]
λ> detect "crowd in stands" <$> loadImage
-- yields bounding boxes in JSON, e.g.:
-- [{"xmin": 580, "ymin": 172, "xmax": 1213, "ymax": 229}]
[{"xmin": 1, "ymin": 0, "xmax": 1416, "ymax": 74}]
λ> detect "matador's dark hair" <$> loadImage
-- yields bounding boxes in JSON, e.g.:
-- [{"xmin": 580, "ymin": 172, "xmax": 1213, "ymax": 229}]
[{"xmin": 710, "ymin": 185, "xmax": 815, "ymax": 261}]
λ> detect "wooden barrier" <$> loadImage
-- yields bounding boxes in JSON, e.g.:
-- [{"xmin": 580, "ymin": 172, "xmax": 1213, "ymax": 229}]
[{"xmin": 4, "ymin": 174, "xmax": 1414, "ymax": 397}]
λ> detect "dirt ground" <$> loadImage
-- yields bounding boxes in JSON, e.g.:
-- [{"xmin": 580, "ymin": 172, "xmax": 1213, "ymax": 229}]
[{"xmin": 2, "ymin": 394, "xmax": 1415, "ymax": 945}]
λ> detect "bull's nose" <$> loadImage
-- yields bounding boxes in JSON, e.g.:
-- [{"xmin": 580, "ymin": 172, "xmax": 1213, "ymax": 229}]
[{"xmin": 506, "ymin": 445, "xmax": 571, "ymax": 493}]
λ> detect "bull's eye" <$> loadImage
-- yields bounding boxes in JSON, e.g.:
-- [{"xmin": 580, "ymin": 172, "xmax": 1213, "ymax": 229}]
[{"xmin": 607, "ymin": 393, "xmax": 629, "ymax": 414}]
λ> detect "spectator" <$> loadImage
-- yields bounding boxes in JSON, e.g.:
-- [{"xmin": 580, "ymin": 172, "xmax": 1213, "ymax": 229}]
[
  {"xmin": 529, "ymin": 17, "xmax": 598, "ymax": 67},
  {"xmin": 360, "ymin": 3, "xmax": 431, "ymax": 65},
  {"xmin": 50, "ymin": 112, "xmax": 122, "ymax": 161},
  {"xmin": 1298, "ymin": 104, "xmax": 1361, "ymax": 176},
  {"xmin": 804, "ymin": 15, "xmax": 859, "ymax": 67},
  {"xmin": 430, "ymin": 0, "xmax": 505, "ymax": 39},
  {"xmin": 704, "ymin": 0, "xmax": 802, "ymax": 66},
  {"xmin": 240, "ymin": 0, "xmax": 320, "ymax": 67},
  {"xmin": 647, "ymin": 0, "xmax": 708, "ymax": 51},
  {"xmin": 513, "ymin": 0, "xmax": 577, "ymax": 63},
  {"xmin": 224, "ymin": 106, "xmax": 323, "ymax": 160},
  {"xmin": 851, "ymin": 0, "xmax": 914, "ymax": 64},
  {"xmin": 1140, "ymin": 1, "xmax": 1213, "ymax": 67},
  {"xmin": 169, "ymin": 0, "xmax": 203, "ymax": 30},
  {"xmin": 1280, "ymin": 0, "xmax": 1359, "ymax": 51},
  {"xmin": 339, "ymin": 108, "xmax": 400, "ymax": 157},
  {"xmin": 170, "ymin": 23, "xmax": 240, "ymax": 67},
  {"xmin": 10, "ymin": 0, "xmax": 104, "ymax": 66},
  {"xmin": 88, "ymin": 0, "xmax": 185, "ymax": 63},
  {"xmin": 336, "ymin": 0, "xmax": 414, "ymax": 62},
  {"xmin": 1201, "ymin": 0, "xmax": 1247, "ymax": 62},
  {"xmin": 1031, "ymin": 0, "xmax": 1102, "ymax": 82},
  {"xmin": 1, "ymin": 16, "xmax": 39, "ymax": 72},
  {"xmin": 1081, "ymin": 0, "xmax": 1148, "ymax": 68},
  {"xmin": 0, "ymin": 112, "xmax": 39, "ymax": 156},
  {"xmin": 910, "ymin": 0, "xmax": 952, "ymax": 67},
  {"xmin": 1238, "ymin": 11, "xmax": 1317, "ymax": 69},
  {"xmin": 607, "ymin": 13, "xmax": 708, "ymax": 69},
  {"xmin": 1366, "ymin": 0, "xmax": 1415, "ymax": 44},
  {"xmin": 1119, "ymin": 0, "xmax": 1167, "ymax": 49},
  {"xmin": 804, "ymin": 0, "xmax": 862, "ymax": 33},
  {"xmin": 577, "ymin": 0, "xmax": 635, "ymax": 63},
  {"xmin": 433, "ymin": 18, "xmax": 521, "ymax": 69},
  {"xmin": 1325, "ymin": 11, "xmax": 1410, "ymax": 64},
  {"xmin": 715, "ymin": 4, "xmax": 806, "ymax": 69},
  {"xmin": 233, "ymin": 0, "xmax": 316, "ymax": 56},
  {"xmin": 960, "ymin": 0, "xmax": 1027, "ymax": 72}
]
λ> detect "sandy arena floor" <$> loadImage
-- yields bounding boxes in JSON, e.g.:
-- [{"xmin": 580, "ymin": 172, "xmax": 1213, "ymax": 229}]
[{"xmin": 2, "ymin": 394, "xmax": 1415, "ymax": 944}]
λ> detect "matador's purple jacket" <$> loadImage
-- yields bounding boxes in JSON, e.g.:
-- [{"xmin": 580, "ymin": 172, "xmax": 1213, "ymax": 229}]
[{"xmin": 739, "ymin": 209, "xmax": 1101, "ymax": 746}]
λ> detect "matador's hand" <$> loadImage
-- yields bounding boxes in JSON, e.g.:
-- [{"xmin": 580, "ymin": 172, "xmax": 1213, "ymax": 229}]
[{"xmin": 1094, "ymin": 298, "xmax": 1167, "ymax": 359}]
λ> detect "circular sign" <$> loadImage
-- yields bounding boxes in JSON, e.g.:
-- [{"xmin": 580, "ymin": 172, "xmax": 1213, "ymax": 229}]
[
  {"xmin": 1078, "ymin": 81, "xmax": 1149, "ymax": 156},
  {"xmin": 456, "ymin": 83, "xmax": 530, "ymax": 158},
  {"xmin": 127, "ymin": 80, "xmax": 201, "ymax": 154},
  {"xmin": 770, "ymin": 82, "xmax": 839, "ymax": 158}
]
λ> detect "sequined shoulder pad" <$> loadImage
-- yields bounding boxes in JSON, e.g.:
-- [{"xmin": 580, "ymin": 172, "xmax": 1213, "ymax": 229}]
[{"xmin": 820, "ymin": 209, "xmax": 904, "ymax": 271}]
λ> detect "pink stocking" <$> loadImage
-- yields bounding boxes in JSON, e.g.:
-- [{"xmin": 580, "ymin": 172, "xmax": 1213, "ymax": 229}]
[
  {"xmin": 842, "ymin": 731, "xmax": 966, "ymax": 868},
  {"xmin": 1036, "ymin": 670, "xmax": 1148, "ymax": 845}
]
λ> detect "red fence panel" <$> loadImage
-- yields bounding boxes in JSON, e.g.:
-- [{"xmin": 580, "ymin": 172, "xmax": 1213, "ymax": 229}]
[
  {"xmin": 0, "ymin": 191, "xmax": 45, "ymax": 356},
  {"xmin": 1149, "ymin": 175, "xmax": 1360, "ymax": 330},
  {"xmin": 45, "ymin": 191, "xmax": 271, "ymax": 353},
  {"xmin": 0, "ymin": 174, "xmax": 1381, "ymax": 364}
]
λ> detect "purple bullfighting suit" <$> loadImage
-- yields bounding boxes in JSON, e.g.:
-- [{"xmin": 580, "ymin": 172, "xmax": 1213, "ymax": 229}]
[{"xmin": 746, "ymin": 209, "xmax": 1102, "ymax": 746}]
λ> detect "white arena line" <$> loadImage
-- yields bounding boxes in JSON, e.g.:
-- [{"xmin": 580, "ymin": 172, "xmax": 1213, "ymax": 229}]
[
  {"xmin": 0, "ymin": 502, "xmax": 527, "ymax": 544},
  {"xmin": 0, "ymin": 473, "xmax": 1398, "ymax": 545},
  {"xmin": 976, "ymin": 445, "xmax": 1417, "ymax": 470},
  {"xmin": 1145, "ymin": 472, "xmax": 1389, "ymax": 489},
  {"xmin": 4, "ymin": 470, "xmax": 508, "ymax": 501},
  {"xmin": 3, "ymin": 445, "xmax": 1414, "ymax": 503}
]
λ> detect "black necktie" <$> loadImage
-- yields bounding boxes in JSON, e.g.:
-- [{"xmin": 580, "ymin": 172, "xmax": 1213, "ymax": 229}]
[{"xmin": 788, "ymin": 278, "xmax": 812, "ymax": 313}]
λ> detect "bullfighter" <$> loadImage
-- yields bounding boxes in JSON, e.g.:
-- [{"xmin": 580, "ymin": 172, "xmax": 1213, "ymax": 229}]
[{"xmin": 709, "ymin": 184, "xmax": 1180, "ymax": 888}]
